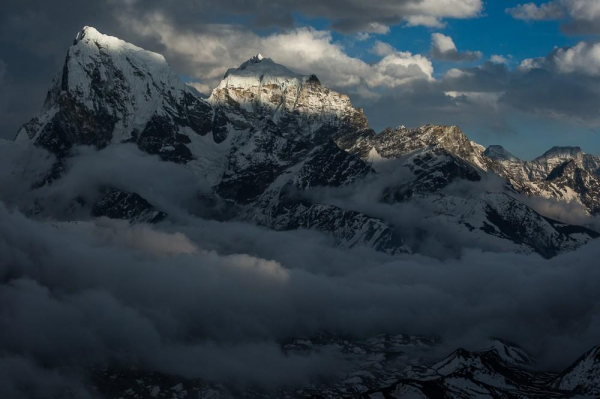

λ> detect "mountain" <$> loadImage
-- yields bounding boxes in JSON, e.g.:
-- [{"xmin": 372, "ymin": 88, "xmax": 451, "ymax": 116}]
[
  {"xmin": 16, "ymin": 26, "xmax": 216, "ymax": 176},
  {"xmin": 484, "ymin": 145, "xmax": 520, "ymax": 162},
  {"xmin": 484, "ymin": 144, "xmax": 600, "ymax": 215},
  {"xmin": 552, "ymin": 345, "xmax": 600, "ymax": 395},
  {"xmin": 85, "ymin": 335, "xmax": 600, "ymax": 398},
  {"xmin": 92, "ymin": 188, "xmax": 167, "ymax": 224},
  {"xmin": 13, "ymin": 26, "xmax": 600, "ymax": 257},
  {"xmin": 363, "ymin": 339, "xmax": 570, "ymax": 399}
]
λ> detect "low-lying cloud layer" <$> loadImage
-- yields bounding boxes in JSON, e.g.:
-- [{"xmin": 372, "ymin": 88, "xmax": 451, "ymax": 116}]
[{"xmin": 1, "ymin": 140, "xmax": 600, "ymax": 397}]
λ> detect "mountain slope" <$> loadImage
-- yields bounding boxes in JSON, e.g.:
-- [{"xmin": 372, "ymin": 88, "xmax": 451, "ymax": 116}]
[{"xmin": 552, "ymin": 345, "xmax": 600, "ymax": 395}]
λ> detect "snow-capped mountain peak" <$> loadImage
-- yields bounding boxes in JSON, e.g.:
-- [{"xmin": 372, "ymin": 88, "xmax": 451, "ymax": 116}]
[
  {"xmin": 484, "ymin": 144, "xmax": 520, "ymax": 162},
  {"xmin": 209, "ymin": 53, "xmax": 366, "ymax": 140},
  {"xmin": 16, "ymin": 25, "xmax": 215, "ymax": 163},
  {"xmin": 237, "ymin": 53, "xmax": 265, "ymax": 68},
  {"xmin": 537, "ymin": 146, "xmax": 584, "ymax": 162},
  {"xmin": 13, "ymin": 26, "xmax": 600, "ymax": 258},
  {"xmin": 218, "ymin": 54, "xmax": 308, "ymax": 89}
]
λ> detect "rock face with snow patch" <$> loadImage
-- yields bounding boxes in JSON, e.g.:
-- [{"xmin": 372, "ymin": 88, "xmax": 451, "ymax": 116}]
[
  {"xmin": 552, "ymin": 345, "xmax": 600, "ymax": 395},
  {"xmin": 91, "ymin": 189, "xmax": 166, "ymax": 224},
  {"xmin": 484, "ymin": 144, "xmax": 600, "ymax": 215}
]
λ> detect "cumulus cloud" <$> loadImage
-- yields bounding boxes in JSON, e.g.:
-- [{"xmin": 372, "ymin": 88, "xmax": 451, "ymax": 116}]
[
  {"xmin": 507, "ymin": 1, "xmax": 565, "ymax": 20},
  {"xmin": 123, "ymin": 15, "xmax": 432, "ymax": 95},
  {"xmin": 507, "ymin": 0, "xmax": 600, "ymax": 35},
  {"xmin": 490, "ymin": 54, "xmax": 511, "ymax": 64},
  {"xmin": 430, "ymin": 33, "xmax": 482, "ymax": 62},
  {"xmin": 249, "ymin": 0, "xmax": 484, "ymax": 32},
  {"xmin": 520, "ymin": 41, "xmax": 600, "ymax": 76},
  {"xmin": 357, "ymin": 39, "xmax": 600, "ymax": 133}
]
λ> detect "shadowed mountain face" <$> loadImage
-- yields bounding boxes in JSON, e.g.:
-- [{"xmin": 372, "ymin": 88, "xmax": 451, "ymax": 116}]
[{"xmin": 15, "ymin": 26, "xmax": 600, "ymax": 258}]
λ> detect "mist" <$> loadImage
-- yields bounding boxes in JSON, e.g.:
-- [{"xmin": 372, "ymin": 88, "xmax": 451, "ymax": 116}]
[{"xmin": 1, "ymin": 139, "xmax": 600, "ymax": 397}]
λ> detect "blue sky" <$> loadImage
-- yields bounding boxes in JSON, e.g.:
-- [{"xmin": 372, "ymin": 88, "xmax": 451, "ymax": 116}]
[{"xmin": 307, "ymin": 1, "xmax": 599, "ymax": 159}]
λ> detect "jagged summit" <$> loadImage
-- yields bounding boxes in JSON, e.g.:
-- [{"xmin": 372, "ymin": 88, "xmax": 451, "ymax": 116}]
[
  {"xmin": 484, "ymin": 144, "xmax": 520, "ymax": 162},
  {"xmin": 219, "ymin": 54, "xmax": 308, "ymax": 89},
  {"xmin": 209, "ymin": 52, "xmax": 364, "ymax": 137},
  {"xmin": 537, "ymin": 146, "xmax": 584, "ymax": 161},
  {"xmin": 16, "ymin": 25, "xmax": 215, "ymax": 163},
  {"xmin": 72, "ymin": 26, "xmax": 167, "ymax": 65},
  {"xmin": 238, "ymin": 53, "xmax": 265, "ymax": 69}
]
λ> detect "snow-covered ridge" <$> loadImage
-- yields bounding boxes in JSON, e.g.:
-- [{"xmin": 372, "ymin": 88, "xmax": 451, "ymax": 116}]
[
  {"xmin": 73, "ymin": 26, "xmax": 166, "ymax": 64},
  {"xmin": 484, "ymin": 144, "xmax": 520, "ymax": 162},
  {"xmin": 209, "ymin": 54, "xmax": 366, "ymax": 137},
  {"xmin": 12, "ymin": 26, "xmax": 600, "ymax": 258},
  {"xmin": 536, "ymin": 146, "xmax": 584, "ymax": 161},
  {"xmin": 219, "ymin": 54, "xmax": 307, "ymax": 88}
]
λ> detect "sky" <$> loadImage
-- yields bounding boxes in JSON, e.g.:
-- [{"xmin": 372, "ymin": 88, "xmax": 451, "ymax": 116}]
[{"xmin": 0, "ymin": 0, "xmax": 599, "ymax": 158}]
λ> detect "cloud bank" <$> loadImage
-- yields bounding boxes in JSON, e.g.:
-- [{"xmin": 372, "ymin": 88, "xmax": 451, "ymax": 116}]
[{"xmin": 1, "ymin": 140, "xmax": 600, "ymax": 396}]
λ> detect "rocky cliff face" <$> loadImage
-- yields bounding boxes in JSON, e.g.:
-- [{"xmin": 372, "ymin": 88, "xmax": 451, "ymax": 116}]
[
  {"xmin": 481, "ymin": 144, "xmax": 600, "ymax": 215},
  {"xmin": 14, "ymin": 26, "xmax": 600, "ymax": 257}
]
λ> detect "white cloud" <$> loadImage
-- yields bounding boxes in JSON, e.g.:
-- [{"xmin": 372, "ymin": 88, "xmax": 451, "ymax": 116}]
[
  {"xmin": 490, "ymin": 55, "xmax": 510, "ymax": 64},
  {"xmin": 368, "ymin": 50, "xmax": 434, "ymax": 88},
  {"xmin": 403, "ymin": 0, "xmax": 483, "ymax": 27},
  {"xmin": 552, "ymin": 42, "xmax": 600, "ymax": 76},
  {"xmin": 124, "ymin": 14, "xmax": 433, "ymax": 95},
  {"xmin": 371, "ymin": 41, "xmax": 396, "ymax": 57},
  {"xmin": 506, "ymin": 1, "xmax": 565, "ymax": 20},
  {"xmin": 564, "ymin": 0, "xmax": 600, "ymax": 20},
  {"xmin": 186, "ymin": 82, "xmax": 211, "ymax": 96},
  {"xmin": 520, "ymin": 41, "xmax": 600, "ymax": 76},
  {"xmin": 507, "ymin": 0, "xmax": 600, "ymax": 34},
  {"xmin": 445, "ymin": 91, "xmax": 502, "ymax": 109},
  {"xmin": 406, "ymin": 15, "xmax": 447, "ymax": 28},
  {"xmin": 362, "ymin": 22, "xmax": 391, "ymax": 35},
  {"xmin": 430, "ymin": 33, "xmax": 482, "ymax": 62}
]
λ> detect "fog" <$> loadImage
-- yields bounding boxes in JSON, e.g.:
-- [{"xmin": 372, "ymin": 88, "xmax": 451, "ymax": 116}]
[{"xmin": 1, "ymin": 139, "xmax": 600, "ymax": 397}]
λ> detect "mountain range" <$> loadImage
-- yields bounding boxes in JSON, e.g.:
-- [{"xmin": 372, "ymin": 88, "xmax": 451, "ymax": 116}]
[
  {"xmin": 4, "ymin": 26, "xmax": 600, "ymax": 398},
  {"xmin": 13, "ymin": 26, "xmax": 600, "ymax": 260}
]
